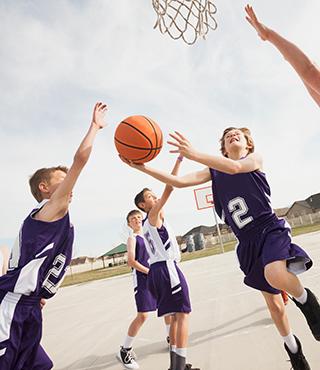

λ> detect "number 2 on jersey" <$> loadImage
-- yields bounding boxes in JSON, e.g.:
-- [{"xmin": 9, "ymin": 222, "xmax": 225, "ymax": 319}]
[{"xmin": 228, "ymin": 197, "xmax": 253, "ymax": 229}]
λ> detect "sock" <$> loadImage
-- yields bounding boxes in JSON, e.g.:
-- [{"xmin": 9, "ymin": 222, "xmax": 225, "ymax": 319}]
[
  {"xmin": 170, "ymin": 345, "xmax": 177, "ymax": 352},
  {"xmin": 166, "ymin": 324, "xmax": 171, "ymax": 336},
  {"xmin": 176, "ymin": 348, "xmax": 187, "ymax": 358},
  {"xmin": 295, "ymin": 288, "xmax": 308, "ymax": 305},
  {"xmin": 283, "ymin": 333, "xmax": 298, "ymax": 354},
  {"xmin": 123, "ymin": 335, "xmax": 134, "ymax": 349},
  {"xmin": 176, "ymin": 352, "xmax": 186, "ymax": 370},
  {"xmin": 170, "ymin": 348, "xmax": 177, "ymax": 370}
]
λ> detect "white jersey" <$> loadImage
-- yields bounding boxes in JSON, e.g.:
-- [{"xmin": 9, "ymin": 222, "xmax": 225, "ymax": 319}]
[{"xmin": 143, "ymin": 218, "xmax": 181, "ymax": 265}]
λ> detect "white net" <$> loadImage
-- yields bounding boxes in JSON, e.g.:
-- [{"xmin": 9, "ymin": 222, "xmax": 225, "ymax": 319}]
[{"xmin": 152, "ymin": 0, "xmax": 217, "ymax": 45}]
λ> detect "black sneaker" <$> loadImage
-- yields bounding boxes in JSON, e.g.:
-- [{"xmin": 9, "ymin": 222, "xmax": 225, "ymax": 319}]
[
  {"xmin": 166, "ymin": 336, "xmax": 170, "ymax": 346},
  {"xmin": 168, "ymin": 364, "xmax": 200, "ymax": 370},
  {"xmin": 284, "ymin": 336, "xmax": 310, "ymax": 370},
  {"xmin": 116, "ymin": 346, "xmax": 139, "ymax": 369},
  {"xmin": 293, "ymin": 288, "xmax": 320, "ymax": 341},
  {"xmin": 185, "ymin": 364, "xmax": 200, "ymax": 370}
]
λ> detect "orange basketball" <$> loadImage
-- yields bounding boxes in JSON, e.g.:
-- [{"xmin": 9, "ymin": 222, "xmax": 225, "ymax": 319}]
[{"xmin": 114, "ymin": 115, "xmax": 163, "ymax": 163}]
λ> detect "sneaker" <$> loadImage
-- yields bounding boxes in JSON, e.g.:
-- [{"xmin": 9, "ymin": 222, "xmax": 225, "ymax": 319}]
[
  {"xmin": 284, "ymin": 336, "xmax": 310, "ymax": 370},
  {"xmin": 293, "ymin": 288, "xmax": 320, "ymax": 341},
  {"xmin": 185, "ymin": 364, "xmax": 200, "ymax": 370},
  {"xmin": 166, "ymin": 336, "xmax": 170, "ymax": 346},
  {"xmin": 168, "ymin": 363, "xmax": 200, "ymax": 370},
  {"xmin": 281, "ymin": 290, "xmax": 289, "ymax": 306},
  {"xmin": 116, "ymin": 346, "xmax": 139, "ymax": 369}
]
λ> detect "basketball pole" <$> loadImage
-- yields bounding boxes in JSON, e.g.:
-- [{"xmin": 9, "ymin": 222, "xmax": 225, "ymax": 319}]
[{"xmin": 212, "ymin": 204, "xmax": 224, "ymax": 253}]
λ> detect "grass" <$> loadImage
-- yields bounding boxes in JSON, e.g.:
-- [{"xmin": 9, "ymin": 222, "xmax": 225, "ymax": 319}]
[{"xmin": 61, "ymin": 222, "xmax": 320, "ymax": 288}]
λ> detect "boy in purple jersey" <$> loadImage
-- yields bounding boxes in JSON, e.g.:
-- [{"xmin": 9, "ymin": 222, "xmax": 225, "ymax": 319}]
[
  {"xmin": 0, "ymin": 246, "xmax": 53, "ymax": 370},
  {"xmin": 0, "ymin": 102, "xmax": 107, "ymax": 370},
  {"xmin": 117, "ymin": 209, "xmax": 171, "ymax": 369},
  {"xmin": 245, "ymin": 4, "xmax": 320, "ymax": 107},
  {"xmin": 124, "ymin": 127, "xmax": 320, "ymax": 370},
  {"xmin": 123, "ymin": 156, "xmax": 199, "ymax": 370}
]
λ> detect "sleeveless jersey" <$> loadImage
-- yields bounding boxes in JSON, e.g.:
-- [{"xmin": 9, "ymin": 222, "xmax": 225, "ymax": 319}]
[
  {"xmin": 142, "ymin": 218, "xmax": 181, "ymax": 265},
  {"xmin": 0, "ymin": 200, "xmax": 74, "ymax": 299},
  {"xmin": 210, "ymin": 168, "xmax": 274, "ymax": 237}
]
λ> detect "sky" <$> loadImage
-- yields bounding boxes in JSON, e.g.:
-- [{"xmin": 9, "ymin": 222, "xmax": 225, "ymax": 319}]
[{"xmin": 0, "ymin": 0, "xmax": 319, "ymax": 258}]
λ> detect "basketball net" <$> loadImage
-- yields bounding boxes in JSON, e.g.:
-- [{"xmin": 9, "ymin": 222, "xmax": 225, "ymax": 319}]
[{"xmin": 152, "ymin": 0, "xmax": 217, "ymax": 45}]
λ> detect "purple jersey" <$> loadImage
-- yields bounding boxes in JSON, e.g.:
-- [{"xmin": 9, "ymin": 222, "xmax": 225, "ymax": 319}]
[
  {"xmin": 0, "ymin": 201, "xmax": 74, "ymax": 299},
  {"xmin": 133, "ymin": 234, "xmax": 150, "ymax": 289},
  {"xmin": 210, "ymin": 168, "xmax": 274, "ymax": 237}
]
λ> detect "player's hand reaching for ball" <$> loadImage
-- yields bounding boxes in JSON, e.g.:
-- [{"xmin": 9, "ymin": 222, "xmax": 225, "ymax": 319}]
[
  {"xmin": 168, "ymin": 131, "xmax": 197, "ymax": 160},
  {"xmin": 92, "ymin": 102, "xmax": 107, "ymax": 129},
  {"xmin": 119, "ymin": 155, "xmax": 145, "ymax": 170},
  {"xmin": 245, "ymin": 5, "xmax": 270, "ymax": 41}
]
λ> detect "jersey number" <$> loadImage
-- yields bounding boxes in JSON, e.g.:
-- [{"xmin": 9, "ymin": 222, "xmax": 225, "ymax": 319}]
[
  {"xmin": 228, "ymin": 197, "xmax": 253, "ymax": 229},
  {"xmin": 42, "ymin": 253, "xmax": 67, "ymax": 294}
]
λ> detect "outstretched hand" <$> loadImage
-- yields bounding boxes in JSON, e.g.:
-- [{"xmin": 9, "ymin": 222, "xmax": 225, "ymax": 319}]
[
  {"xmin": 92, "ymin": 102, "xmax": 108, "ymax": 129},
  {"xmin": 167, "ymin": 131, "xmax": 197, "ymax": 160},
  {"xmin": 245, "ymin": 5, "xmax": 270, "ymax": 41}
]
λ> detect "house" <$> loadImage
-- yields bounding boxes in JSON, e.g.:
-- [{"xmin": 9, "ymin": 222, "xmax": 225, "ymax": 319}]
[{"xmin": 286, "ymin": 193, "xmax": 320, "ymax": 219}]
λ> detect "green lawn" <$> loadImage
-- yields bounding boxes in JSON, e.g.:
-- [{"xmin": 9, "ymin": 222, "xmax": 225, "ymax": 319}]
[{"xmin": 61, "ymin": 222, "xmax": 320, "ymax": 288}]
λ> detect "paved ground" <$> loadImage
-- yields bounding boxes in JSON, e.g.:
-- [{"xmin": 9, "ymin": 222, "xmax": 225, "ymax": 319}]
[{"xmin": 42, "ymin": 231, "xmax": 320, "ymax": 370}]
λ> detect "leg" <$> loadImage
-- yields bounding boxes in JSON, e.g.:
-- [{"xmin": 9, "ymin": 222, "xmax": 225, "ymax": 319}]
[
  {"xmin": 261, "ymin": 291, "xmax": 290, "ymax": 336},
  {"xmin": 265, "ymin": 261, "xmax": 320, "ymax": 340},
  {"xmin": 117, "ymin": 313, "xmax": 147, "ymax": 369},
  {"xmin": 262, "ymin": 291, "xmax": 310, "ymax": 370},
  {"xmin": 164, "ymin": 314, "xmax": 172, "ymax": 345},
  {"xmin": 127, "ymin": 312, "xmax": 148, "ymax": 338},
  {"xmin": 175, "ymin": 313, "xmax": 189, "ymax": 370},
  {"xmin": 264, "ymin": 260, "xmax": 304, "ymax": 297}
]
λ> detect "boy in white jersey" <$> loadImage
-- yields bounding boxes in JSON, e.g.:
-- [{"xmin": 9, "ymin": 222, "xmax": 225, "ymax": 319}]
[
  {"xmin": 117, "ymin": 209, "xmax": 171, "ymax": 369},
  {"xmin": 131, "ymin": 156, "xmax": 199, "ymax": 370}
]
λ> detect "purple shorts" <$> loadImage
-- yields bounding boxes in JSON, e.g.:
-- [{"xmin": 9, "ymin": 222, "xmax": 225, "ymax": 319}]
[
  {"xmin": 134, "ymin": 286, "xmax": 157, "ymax": 312},
  {"xmin": 148, "ymin": 261, "xmax": 192, "ymax": 317},
  {"xmin": 236, "ymin": 218, "xmax": 312, "ymax": 294},
  {"xmin": 0, "ymin": 291, "xmax": 52, "ymax": 370}
]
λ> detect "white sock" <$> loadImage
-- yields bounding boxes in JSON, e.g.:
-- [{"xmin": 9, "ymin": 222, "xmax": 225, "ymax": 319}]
[
  {"xmin": 176, "ymin": 348, "xmax": 187, "ymax": 358},
  {"xmin": 170, "ymin": 345, "xmax": 177, "ymax": 353},
  {"xmin": 295, "ymin": 288, "xmax": 308, "ymax": 305},
  {"xmin": 166, "ymin": 324, "xmax": 171, "ymax": 336},
  {"xmin": 283, "ymin": 333, "xmax": 298, "ymax": 354},
  {"xmin": 123, "ymin": 335, "xmax": 135, "ymax": 349}
]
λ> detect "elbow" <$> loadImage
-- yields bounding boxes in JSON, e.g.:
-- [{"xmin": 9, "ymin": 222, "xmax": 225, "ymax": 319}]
[
  {"xmin": 127, "ymin": 259, "xmax": 134, "ymax": 268},
  {"xmin": 228, "ymin": 162, "xmax": 242, "ymax": 175}
]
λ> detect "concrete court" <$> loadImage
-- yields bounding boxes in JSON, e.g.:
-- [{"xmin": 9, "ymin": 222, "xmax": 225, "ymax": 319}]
[{"xmin": 42, "ymin": 231, "xmax": 320, "ymax": 370}]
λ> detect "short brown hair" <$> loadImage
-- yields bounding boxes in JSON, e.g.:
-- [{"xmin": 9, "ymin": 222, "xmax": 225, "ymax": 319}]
[
  {"xmin": 126, "ymin": 209, "xmax": 143, "ymax": 223},
  {"xmin": 134, "ymin": 188, "xmax": 151, "ymax": 212},
  {"xmin": 29, "ymin": 166, "xmax": 68, "ymax": 202},
  {"xmin": 220, "ymin": 127, "xmax": 254, "ymax": 157}
]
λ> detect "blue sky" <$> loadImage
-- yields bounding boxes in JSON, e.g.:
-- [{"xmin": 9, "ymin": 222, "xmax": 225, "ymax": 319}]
[{"xmin": 1, "ymin": 0, "xmax": 319, "ymax": 258}]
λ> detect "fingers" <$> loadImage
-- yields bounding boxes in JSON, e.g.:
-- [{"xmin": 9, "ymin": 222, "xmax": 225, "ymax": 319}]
[{"xmin": 167, "ymin": 140, "xmax": 180, "ymax": 148}]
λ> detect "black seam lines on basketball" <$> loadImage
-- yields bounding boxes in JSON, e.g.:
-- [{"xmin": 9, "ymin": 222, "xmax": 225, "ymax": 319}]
[
  {"xmin": 143, "ymin": 116, "xmax": 162, "ymax": 161},
  {"xmin": 120, "ymin": 120, "xmax": 153, "ymax": 159},
  {"xmin": 114, "ymin": 137, "xmax": 162, "ymax": 151}
]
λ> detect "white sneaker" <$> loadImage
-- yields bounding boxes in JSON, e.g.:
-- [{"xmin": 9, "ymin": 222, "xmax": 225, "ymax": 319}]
[{"xmin": 116, "ymin": 346, "xmax": 139, "ymax": 369}]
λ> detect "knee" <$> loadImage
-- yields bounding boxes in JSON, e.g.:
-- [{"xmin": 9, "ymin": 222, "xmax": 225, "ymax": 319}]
[
  {"xmin": 137, "ymin": 313, "xmax": 148, "ymax": 324},
  {"xmin": 264, "ymin": 262, "xmax": 286, "ymax": 289}
]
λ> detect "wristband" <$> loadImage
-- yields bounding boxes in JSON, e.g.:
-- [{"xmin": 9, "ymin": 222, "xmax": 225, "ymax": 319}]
[{"xmin": 177, "ymin": 155, "xmax": 184, "ymax": 162}]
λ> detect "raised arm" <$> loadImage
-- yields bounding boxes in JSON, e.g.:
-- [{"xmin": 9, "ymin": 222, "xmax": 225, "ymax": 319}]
[
  {"xmin": 127, "ymin": 236, "xmax": 149, "ymax": 274},
  {"xmin": 168, "ymin": 132, "xmax": 262, "ymax": 174},
  {"xmin": 37, "ymin": 102, "xmax": 107, "ymax": 222},
  {"xmin": 245, "ymin": 4, "xmax": 320, "ymax": 107}
]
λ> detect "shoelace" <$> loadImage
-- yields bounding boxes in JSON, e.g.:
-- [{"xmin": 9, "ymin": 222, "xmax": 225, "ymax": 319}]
[{"xmin": 124, "ymin": 350, "xmax": 135, "ymax": 364}]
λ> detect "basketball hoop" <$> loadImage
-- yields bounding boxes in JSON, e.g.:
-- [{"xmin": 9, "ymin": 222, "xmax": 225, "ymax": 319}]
[
  {"xmin": 152, "ymin": 0, "xmax": 218, "ymax": 45},
  {"xmin": 193, "ymin": 186, "xmax": 224, "ymax": 253}
]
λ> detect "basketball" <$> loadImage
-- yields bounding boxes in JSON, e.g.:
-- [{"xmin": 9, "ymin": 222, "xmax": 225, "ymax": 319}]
[{"xmin": 114, "ymin": 115, "xmax": 163, "ymax": 164}]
